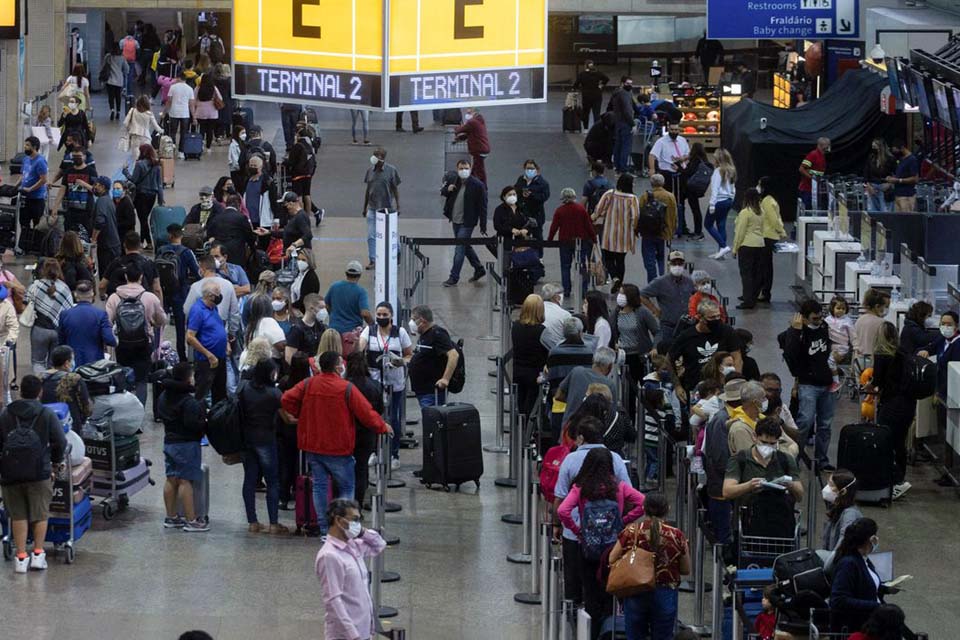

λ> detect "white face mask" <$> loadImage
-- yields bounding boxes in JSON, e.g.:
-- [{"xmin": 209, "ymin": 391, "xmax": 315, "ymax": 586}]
[
  {"xmin": 213, "ymin": 258, "xmax": 223, "ymax": 270},
  {"xmin": 616, "ymin": 293, "xmax": 628, "ymax": 308},
  {"xmin": 463, "ymin": 112, "xmax": 474, "ymax": 121},
  {"xmin": 941, "ymin": 325, "xmax": 957, "ymax": 339},
  {"xmin": 698, "ymin": 283, "xmax": 711, "ymax": 293},
  {"xmin": 756, "ymin": 444, "xmax": 777, "ymax": 460},
  {"xmin": 297, "ymin": 260, "xmax": 309, "ymax": 272},
  {"xmin": 271, "ymin": 300, "xmax": 286, "ymax": 312},
  {"xmin": 669, "ymin": 265, "xmax": 685, "ymax": 277},
  {"xmin": 722, "ymin": 365, "xmax": 736, "ymax": 376},
  {"xmin": 344, "ymin": 519, "xmax": 363, "ymax": 539},
  {"xmin": 408, "ymin": 319, "xmax": 419, "ymax": 336},
  {"xmin": 318, "ymin": 308, "xmax": 329, "ymax": 324},
  {"xmin": 505, "ymin": 195, "xmax": 518, "ymax": 206},
  {"xmin": 239, "ymin": 132, "xmax": 247, "ymax": 141},
  {"xmin": 457, "ymin": 169, "xmax": 471, "ymax": 180},
  {"xmin": 821, "ymin": 485, "xmax": 838, "ymax": 503},
  {"xmin": 760, "ymin": 398, "xmax": 769, "ymax": 413},
  {"xmin": 200, "ymin": 196, "xmax": 213, "ymax": 209},
  {"xmin": 370, "ymin": 155, "xmax": 381, "ymax": 166},
  {"xmin": 68, "ymin": 101, "xmax": 79, "ymax": 112}
]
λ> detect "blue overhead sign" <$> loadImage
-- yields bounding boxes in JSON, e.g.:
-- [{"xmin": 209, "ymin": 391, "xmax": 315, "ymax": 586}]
[{"xmin": 708, "ymin": 0, "xmax": 859, "ymax": 40}]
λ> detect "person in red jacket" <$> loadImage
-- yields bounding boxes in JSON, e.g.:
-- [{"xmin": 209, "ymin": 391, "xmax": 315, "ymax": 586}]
[
  {"xmin": 454, "ymin": 107, "xmax": 491, "ymax": 185},
  {"xmin": 548, "ymin": 187, "xmax": 596, "ymax": 299},
  {"xmin": 281, "ymin": 350, "xmax": 392, "ymax": 535}
]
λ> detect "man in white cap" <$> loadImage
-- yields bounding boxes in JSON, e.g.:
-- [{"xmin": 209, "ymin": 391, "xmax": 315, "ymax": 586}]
[
  {"xmin": 638, "ymin": 250, "xmax": 696, "ymax": 343},
  {"xmin": 325, "ymin": 260, "xmax": 374, "ymax": 334}
]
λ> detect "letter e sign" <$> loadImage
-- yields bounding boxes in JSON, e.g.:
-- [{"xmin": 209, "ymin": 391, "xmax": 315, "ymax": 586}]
[
  {"xmin": 454, "ymin": 0, "xmax": 484, "ymax": 39},
  {"xmin": 293, "ymin": 0, "xmax": 322, "ymax": 38}
]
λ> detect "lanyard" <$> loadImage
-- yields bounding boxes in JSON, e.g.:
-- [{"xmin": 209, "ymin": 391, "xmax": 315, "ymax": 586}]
[{"xmin": 378, "ymin": 329, "xmax": 392, "ymax": 353}]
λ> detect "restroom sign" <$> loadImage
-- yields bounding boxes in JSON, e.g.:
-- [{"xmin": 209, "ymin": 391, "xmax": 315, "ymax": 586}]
[{"xmin": 232, "ymin": 0, "xmax": 547, "ymax": 111}]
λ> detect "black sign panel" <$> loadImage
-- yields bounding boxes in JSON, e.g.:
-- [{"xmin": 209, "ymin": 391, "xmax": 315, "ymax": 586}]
[
  {"xmin": 389, "ymin": 67, "xmax": 544, "ymax": 109},
  {"xmin": 234, "ymin": 63, "xmax": 382, "ymax": 109}
]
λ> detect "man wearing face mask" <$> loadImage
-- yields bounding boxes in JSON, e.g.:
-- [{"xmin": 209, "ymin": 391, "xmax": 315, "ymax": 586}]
[
  {"xmin": 722, "ymin": 417, "xmax": 803, "ymax": 511},
  {"xmin": 726, "ymin": 381, "xmax": 799, "ymax": 458},
  {"xmin": 159, "ymin": 225, "xmax": 201, "ymax": 362},
  {"xmin": 238, "ymin": 125, "xmax": 278, "ymax": 177},
  {"xmin": 669, "ymin": 298, "xmax": 742, "ymax": 404},
  {"xmin": 648, "ymin": 124, "xmax": 690, "ymax": 233},
  {"xmin": 782, "ymin": 298, "xmax": 836, "ymax": 469},
  {"xmin": 14, "ymin": 137, "xmax": 48, "ymax": 239},
  {"xmin": 407, "ymin": 305, "xmax": 459, "ymax": 410},
  {"xmin": 639, "ymin": 251, "xmax": 696, "ymax": 344},
  {"xmin": 185, "ymin": 185, "xmax": 225, "ymax": 229},
  {"xmin": 242, "ymin": 155, "xmax": 281, "ymax": 229},
  {"xmin": 453, "ymin": 107, "xmax": 491, "ymax": 185},
  {"xmin": 90, "ymin": 176, "xmax": 122, "ymax": 276},
  {"xmin": 183, "ymin": 255, "xmax": 241, "ymax": 349},
  {"xmin": 186, "ymin": 280, "xmax": 230, "ymax": 404},
  {"xmin": 279, "ymin": 191, "xmax": 313, "ymax": 251},
  {"xmin": 362, "ymin": 148, "xmax": 402, "ymax": 270},
  {"xmin": 205, "ymin": 196, "xmax": 258, "ymax": 269},
  {"xmin": 285, "ymin": 293, "xmax": 327, "ymax": 365},
  {"xmin": 57, "ymin": 147, "xmax": 99, "ymax": 232},
  {"xmin": 539, "ymin": 283, "xmax": 572, "ymax": 351},
  {"xmin": 884, "ymin": 139, "xmax": 919, "ymax": 212},
  {"xmin": 798, "ymin": 137, "xmax": 830, "ymax": 210},
  {"xmin": 209, "ymin": 242, "xmax": 251, "ymax": 299},
  {"xmin": 608, "ymin": 76, "xmax": 636, "ymax": 174},
  {"xmin": 441, "ymin": 159, "xmax": 488, "ymax": 287}
]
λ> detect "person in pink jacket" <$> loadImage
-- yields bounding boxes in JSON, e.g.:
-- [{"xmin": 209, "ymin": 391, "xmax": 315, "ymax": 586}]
[{"xmin": 315, "ymin": 499, "xmax": 387, "ymax": 640}]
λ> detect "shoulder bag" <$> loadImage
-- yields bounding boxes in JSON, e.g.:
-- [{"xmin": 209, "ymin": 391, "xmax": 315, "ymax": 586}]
[
  {"xmin": 18, "ymin": 299, "xmax": 35, "ymax": 328},
  {"xmin": 606, "ymin": 522, "xmax": 657, "ymax": 597}
]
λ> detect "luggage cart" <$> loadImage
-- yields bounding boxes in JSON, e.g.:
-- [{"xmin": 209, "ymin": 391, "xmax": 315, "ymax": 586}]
[
  {"xmin": 729, "ymin": 566, "xmax": 774, "ymax": 640},
  {"xmin": 444, "ymin": 126, "xmax": 472, "ymax": 170},
  {"xmin": 85, "ymin": 415, "xmax": 154, "ymax": 520},
  {"xmin": 0, "ymin": 190, "xmax": 18, "ymax": 252},
  {"xmin": 737, "ymin": 510, "xmax": 801, "ymax": 569}
]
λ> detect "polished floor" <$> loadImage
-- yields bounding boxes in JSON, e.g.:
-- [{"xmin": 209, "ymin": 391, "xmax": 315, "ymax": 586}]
[{"xmin": 0, "ymin": 94, "xmax": 957, "ymax": 639}]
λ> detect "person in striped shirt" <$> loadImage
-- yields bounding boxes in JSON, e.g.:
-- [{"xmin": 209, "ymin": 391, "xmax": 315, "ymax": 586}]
[{"xmin": 592, "ymin": 173, "xmax": 639, "ymax": 286}]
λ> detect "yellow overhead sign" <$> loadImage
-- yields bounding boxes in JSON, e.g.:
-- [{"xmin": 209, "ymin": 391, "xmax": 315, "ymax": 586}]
[{"xmin": 0, "ymin": 0, "xmax": 15, "ymax": 28}]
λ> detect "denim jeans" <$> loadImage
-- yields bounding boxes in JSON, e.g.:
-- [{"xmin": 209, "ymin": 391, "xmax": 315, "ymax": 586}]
[
  {"xmin": 866, "ymin": 184, "xmax": 890, "ymax": 212},
  {"xmin": 797, "ymin": 383, "xmax": 838, "ymax": 466},
  {"xmin": 624, "ymin": 586, "xmax": 679, "ymax": 640},
  {"xmin": 449, "ymin": 223, "xmax": 483, "ymax": 282},
  {"xmin": 644, "ymin": 444, "xmax": 659, "ymax": 482},
  {"xmin": 30, "ymin": 325, "xmax": 59, "ymax": 375},
  {"xmin": 417, "ymin": 391, "xmax": 447, "ymax": 410},
  {"xmin": 366, "ymin": 208, "xmax": 377, "ymax": 263},
  {"xmin": 640, "ymin": 237, "xmax": 665, "ymax": 283},
  {"xmin": 613, "ymin": 122, "xmax": 633, "ymax": 173},
  {"xmin": 351, "ymin": 109, "xmax": 370, "ymax": 141},
  {"xmin": 706, "ymin": 496, "xmax": 732, "ymax": 544},
  {"xmin": 388, "ymin": 388, "xmax": 404, "ymax": 459},
  {"xmin": 799, "ymin": 190, "xmax": 812, "ymax": 211},
  {"xmin": 242, "ymin": 443, "xmax": 280, "ymax": 525},
  {"xmin": 306, "ymin": 452, "xmax": 356, "ymax": 533},
  {"xmin": 704, "ymin": 198, "xmax": 733, "ymax": 250},
  {"xmin": 558, "ymin": 243, "xmax": 589, "ymax": 298}
]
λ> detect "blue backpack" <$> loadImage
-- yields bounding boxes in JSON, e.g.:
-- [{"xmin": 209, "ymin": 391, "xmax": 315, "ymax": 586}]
[{"xmin": 579, "ymin": 497, "xmax": 623, "ymax": 560}]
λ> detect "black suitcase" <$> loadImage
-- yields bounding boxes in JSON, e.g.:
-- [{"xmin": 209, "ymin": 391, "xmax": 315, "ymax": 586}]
[
  {"xmin": 837, "ymin": 423, "xmax": 894, "ymax": 504},
  {"xmin": 508, "ymin": 267, "xmax": 534, "ymax": 306},
  {"xmin": 562, "ymin": 107, "xmax": 582, "ymax": 132},
  {"xmin": 18, "ymin": 228, "xmax": 44, "ymax": 255},
  {"xmin": 420, "ymin": 401, "xmax": 483, "ymax": 491},
  {"xmin": 84, "ymin": 433, "xmax": 141, "ymax": 472}
]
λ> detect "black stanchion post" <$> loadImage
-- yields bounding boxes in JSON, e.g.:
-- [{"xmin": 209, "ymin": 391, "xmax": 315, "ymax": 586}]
[{"xmin": 806, "ymin": 458, "xmax": 818, "ymax": 549}]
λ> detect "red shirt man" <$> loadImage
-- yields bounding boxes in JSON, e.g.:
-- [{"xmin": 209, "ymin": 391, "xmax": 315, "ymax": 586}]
[
  {"xmin": 798, "ymin": 137, "xmax": 830, "ymax": 195},
  {"xmin": 454, "ymin": 108, "xmax": 491, "ymax": 185}
]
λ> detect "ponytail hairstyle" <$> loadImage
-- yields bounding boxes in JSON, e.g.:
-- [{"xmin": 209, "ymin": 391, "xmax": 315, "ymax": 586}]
[
  {"xmin": 643, "ymin": 492, "xmax": 670, "ymax": 552},
  {"xmin": 835, "ymin": 517, "xmax": 878, "ymax": 560}
]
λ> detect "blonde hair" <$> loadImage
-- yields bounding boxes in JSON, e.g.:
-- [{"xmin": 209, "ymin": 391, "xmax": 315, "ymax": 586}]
[
  {"xmin": 318, "ymin": 328, "xmax": 342, "ymax": 356},
  {"xmin": 242, "ymin": 337, "xmax": 273, "ymax": 369},
  {"xmin": 713, "ymin": 148, "xmax": 737, "ymax": 185},
  {"xmin": 519, "ymin": 294, "xmax": 545, "ymax": 325},
  {"xmin": 585, "ymin": 383, "xmax": 613, "ymax": 401}
]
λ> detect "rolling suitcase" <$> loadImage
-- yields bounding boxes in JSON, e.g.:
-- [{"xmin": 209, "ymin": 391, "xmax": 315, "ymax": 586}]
[
  {"xmin": 563, "ymin": 106, "xmax": 582, "ymax": 132},
  {"xmin": 183, "ymin": 126, "xmax": 204, "ymax": 160},
  {"xmin": 837, "ymin": 423, "xmax": 894, "ymax": 504},
  {"xmin": 420, "ymin": 398, "xmax": 483, "ymax": 491},
  {"xmin": 84, "ymin": 433, "xmax": 141, "ymax": 472},
  {"xmin": 91, "ymin": 457, "xmax": 152, "ymax": 498},
  {"xmin": 148, "ymin": 205, "xmax": 187, "ymax": 250},
  {"xmin": 177, "ymin": 462, "xmax": 209, "ymax": 523},
  {"xmin": 161, "ymin": 158, "xmax": 175, "ymax": 188},
  {"xmin": 508, "ymin": 267, "xmax": 535, "ymax": 306}
]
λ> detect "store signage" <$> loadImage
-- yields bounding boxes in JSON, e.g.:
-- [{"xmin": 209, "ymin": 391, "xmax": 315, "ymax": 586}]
[
  {"xmin": 707, "ymin": 0, "xmax": 859, "ymax": 40},
  {"xmin": 232, "ymin": 0, "xmax": 547, "ymax": 111},
  {"xmin": 0, "ymin": 0, "xmax": 19, "ymax": 39}
]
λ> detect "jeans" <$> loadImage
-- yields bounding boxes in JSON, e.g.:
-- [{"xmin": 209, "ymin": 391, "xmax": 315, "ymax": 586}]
[
  {"xmin": 449, "ymin": 224, "xmax": 483, "ymax": 282},
  {"xmin": 171, "ymin": 297, "xmax": 187, "ymax": 362},
  {"xmin": 366, "ymin": 208, "xmax": 377, "ymax": 263},
  {"xmin": 242, "ymin": 443, "xmax": 280, "ymax": 524},
  {"xmin": 644, "ymin": 444, "xmax": 659, "ymax": 482},
  {"xmin": 685, "ymin": 192, "xmax": 703, "ymax": 235},
  {"xmin": 624, "ymin": 586, "xmax": 679, "ymax": 640},
  {"xmin": 613, "ymin": 122, "xmax": 633, "ymax": 173},
  {"xmin": 168, "ymin": 117, "xmax": 191, "ymax": 152},
  {"xmin": 797, "ymin": 384, "xmax": 838, "ymax": 466},
  {"xmin": 277, "ymin": 423, "xmax": 298, "ymax": 504},
  {"xmin": 387, "ymin": 389, "xmax": 404, "ymax": 459},
  {"xmin": 280, "ymin": 108, "xmax": 301, "ymax": 149},
  {"xmin": 306, "ymin": 452, "xmax": 356, "ymax": 533},
  {"xmin": 706, "ymin": 496, "xmax": 732, "ymax": 544},
  {"xmin": 704, "ymin": 198, "xmax": 733, "ymax": 250},
  {"xmin": 640, "ymin": 237, "xmax": 665, "ymax": 283},
  {"xmin": 30, "ymin": 325, "xmax": 59, "ymax": 374},
  {"xmin": 866, "ymin": 184, "xmax": 890, "ymax": 212},
  {"xmin": 350, "ymin": 109, "xmax": 369, "ymax": 142},
  {"xmin": 558, "ymin": 243, "xmax": 589, "ymax": 298},
  {"xmin": 799, "ymin": 190, "xmax": 812, "ymax": 211},
  {"xmin": 417, "ymin": 391, "xmax": 447, "ymax": 410}
]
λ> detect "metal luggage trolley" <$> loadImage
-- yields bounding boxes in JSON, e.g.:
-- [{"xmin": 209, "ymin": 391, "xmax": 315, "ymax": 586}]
[
  {"xmin": 444, "ymin": 126, "xmax": 472, "ymax": 170},
  {"xmin": 737, "ymin": 510, "xmax": 801, "ymax": 570},
  {"xmin": 85, "ymin": 414, "xmax": 154, "ymax": 520},
  {"xmin": 0, "ymin": 189, "xmax": 19, "ymax": 252},
  {"xmin": 0, "ymin": 344, "xmax": 16, "ymax": 405}
]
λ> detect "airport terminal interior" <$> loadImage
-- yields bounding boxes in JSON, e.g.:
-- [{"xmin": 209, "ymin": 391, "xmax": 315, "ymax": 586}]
[{"xmin": 0, "ymin": 2, "xmax": 960, "ymax": 639}]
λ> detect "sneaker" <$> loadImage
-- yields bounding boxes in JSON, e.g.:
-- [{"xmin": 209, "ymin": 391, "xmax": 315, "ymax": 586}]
[
  {"xmin": 829, "ymin": 380, "xmax": 842, "ymax": 393},
  {"xmin": 200, "ymin": 436, "xmax": 209, "ymax": 447},
  {"xmin": 717, "ymin": 246, "xmax": 732, "ymax": 258},
  {"xmin": 13, "ymin": 555, "xmax": 29, "ymax": 574},
  {"xmin": 368, "ymin": 452, "xmax": 378, "ymax": 467},
  {"xmin": 442, "ymin": 278, "xmax": 458, "ymax": 287},
  {"xmin": 29, "ymin": 551, "xmax": 47, "ymax": 571},
  {"xmin": 693, "ymin": 234, "xmax": 705, "ymax": 241},
  {"xmin": 365, "ymin": 261, "xmax": 375, "ymax": 270},
  {"xmin": 248, "ymin": 522, "xmax": 264, "ymax": 533},
  {"xmin": 163, "ymin": 516, "xmax": 185, "ymax": 529},
  {"xmin": 469, "ymin": 268, "xmax": 486, "ymax": 283},
  {"xmin": 820, "ymin": 463, "xmax": 837, "ymax": 472},
  {"xmin": 278, "ymin": 501, "xmax": 294, "ymax": 511},
  {"xmin": 391, "ymin": 457, "xmax": 400, "ymax": 471},
  {"xmin": 892, "ymin": 482, "xmax": 912, "ymax": 500},
  {"xmin": 177, "ymin": 152, "xmax": 185, "ymax": 160},
  {"xmin": 708, "ymin": 249, "xmax": 723, "ymax": 259},
  {"xmin": 183, "ymin": 518, "xmax": 210, "ymax": 533},
  {"xmin": 352, "ymin": 139, "xmax": 359, "ymax": 145}
]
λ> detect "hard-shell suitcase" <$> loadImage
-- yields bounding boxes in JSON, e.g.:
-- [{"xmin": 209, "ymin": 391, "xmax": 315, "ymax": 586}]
[
  {"xmin": 563, "ymin": 106, "xmax": 582, "ymax": 132},
  {"xmin": 50, "ymin": 457, "xmax": 93, "ymax": 514},
  {"xmin": 837, "ymin": 423, "xmax": 894, "ymax": 504},
  {"xmin": 177, "ymin": 462, "xmax": 209, "ymax": 523},
  {"xmin": 508, "ymin": 267, "xmax": 535, "ymax": 306},
  {"xmin": 183, "ymin": 126, "xmax": 204, "ymax": 160},
  {"xmin": 161, "ymin": 158, "xmax": 175, "ymax": 188},
  {"xmin": 91, "ymin": 457, "xmax": 151, "ymax": 498},
  {"xmin": 148, "ymin": 205, "xmax": 187, "ymax": 250},
  {"xmin": 84, "ymin": 433, "xmax": 141, "ymax": 472},
  {"xmin": 420, "ymin": 401, "xmax": 483, "ymax": 491},
  {"xmin": 46, "ymin": 496, "xmax": 92, "ymax": 545}
]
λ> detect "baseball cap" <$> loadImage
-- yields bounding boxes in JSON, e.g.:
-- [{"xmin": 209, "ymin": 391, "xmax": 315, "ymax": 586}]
[
  {"xmin": 95, "ymin": 176, "xmax": 113, "ymax": 190},
  {"xmin": 668, "ymin": 250, "xmax": 685, "ymax": 263},
  {"xmin": 346, "ymin": 260, "xmax": 364, "ymax": 276},
  {"xmin": 720, "ymin": 378, "xmax": 746, "ymax": 403},
  {"xmin": 277, "ymin": 191, "xmax": 299, "ymax": 204},
  {"xmin": 199, "ymin": 185, "xmax": 213, "ymax": 196}
]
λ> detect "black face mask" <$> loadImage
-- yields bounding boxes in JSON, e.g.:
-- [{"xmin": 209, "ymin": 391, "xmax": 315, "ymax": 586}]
[
  {"xmin": 23, "ymin": 148, "xmax": 33, "ymax": 157},
  {"xmin": 212, "ymin": 294, "xmax": 223, "ymax": 305},
  {"xmin": 669, "ymin": 132, "xmax": 679, "ymax": 140},
  {"xmin": 247, "ymin": 167, "xmax": 258, "ymax": 176},
  {"xmin": 706, "ymin": 318, "xmax": 722, "ymax": 332},
  {"xmin": 376, "ymin": 317, "xmax": 391, "ymax": 328},
  {"xmin": 73, "ymin": 158, "xmax": 84, "ymax": 167}
]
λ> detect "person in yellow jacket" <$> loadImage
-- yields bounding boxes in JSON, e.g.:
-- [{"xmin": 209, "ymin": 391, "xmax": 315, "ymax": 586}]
[
  {"xmin": 732, "ymin": 188, "xmax": 765, "ymax": 309},
  {"xmin": 758, "ymin": 176, "xmax": 787, "ymax": 303}
]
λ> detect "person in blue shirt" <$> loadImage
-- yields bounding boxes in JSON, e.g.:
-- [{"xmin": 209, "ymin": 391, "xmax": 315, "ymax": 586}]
[
  {"xmin": 14, "ymin": 136, "xmax": 48, "ymax": 237},
  {"xmin": 885, "ymin": 139, "xmax": 920, "ymax": 212},
  {"xmin": 187, "ymin": 281, "xmax": 228, "ymax": 404},
  {"xmin": 325, "ymin": 260, "xmax": 373, "ymax": 334},
  {"xmin": 210, "ymin": 242, "xmax": 251, "ymax": 299},
  {"xmin": 917, "ymin": 311, "xmax": 960, "ymax": 487},
  {"xmin": 57, "ymin": 280, "xmax": 117, "ymax": 366}
]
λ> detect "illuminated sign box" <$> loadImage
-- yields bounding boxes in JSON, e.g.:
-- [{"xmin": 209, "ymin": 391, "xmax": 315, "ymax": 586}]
[
  {"xmin": 232, "ymin": 0, "xmax": 547, "ymax": 111},
  {"xmin": 0, "ymin": 0, "xmax": 19, "ymax": 40}
]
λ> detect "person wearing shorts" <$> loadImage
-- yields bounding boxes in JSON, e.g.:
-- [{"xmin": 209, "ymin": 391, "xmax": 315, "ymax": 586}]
[{"xmin": 0, "ymin": 374, "xmax": 66, "ymax": 574}]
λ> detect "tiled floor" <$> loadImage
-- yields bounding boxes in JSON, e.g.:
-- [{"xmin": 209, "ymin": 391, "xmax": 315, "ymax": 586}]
[{"xmin": 0, "ymin": 93, "xmax": 956, "ymax": 639}]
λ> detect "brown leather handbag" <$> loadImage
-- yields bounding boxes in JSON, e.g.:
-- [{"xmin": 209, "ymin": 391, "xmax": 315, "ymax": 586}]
[{"xmin": 606, "ymin": 522, "xmax": 657, "ymax": 597}]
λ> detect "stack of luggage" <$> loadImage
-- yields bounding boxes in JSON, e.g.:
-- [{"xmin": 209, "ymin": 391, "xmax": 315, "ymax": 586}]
[{"xmin": 44, "ymin": 403, "xmax": 93, "ymax": 563}]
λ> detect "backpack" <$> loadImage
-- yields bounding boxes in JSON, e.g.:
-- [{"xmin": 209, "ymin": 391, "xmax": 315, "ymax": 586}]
[
  {"xmin": 447, "ymin": 338, "xmax": 467, "ymax": 394},
  {"xmin": 585, "ymin": 179, "xmax": 611, "ymax": 213},
  {"xmin": 155, "ymin": 245, "xmax": 184, "ymax": 303},
  {"xmin": 205, "ymin": 383, "xmax": 246, "ymax": 456},
  {"xmin": 580, "ymin": 496, "xmax": 623, "ymax": 560},
  {"xmin": 685, "ymin": 161, "xmax": 713, "ymax": 198},
  {"xmin": 636, "ymin": 192, "xmax": 667, "ymax": 237},
  {"xmin": 0, "ymin": 414, "xmax": 44, "ymax": 483},
  {"xmin": 539, "ymin": 444, "xmax": 571, "ymax": 503},
  {"xmin": 208, "ymin": 37, "xmax": 225, "ymax": 64},
  {"xmin": 903, "ymin": 354, "xmax": 937, "ymax": 400},
  {"xmin": 116, "ymin": 291, "xmax": 151, "ymax": 348},
  {"xmin": 122, "ymin": 37, "xmax": 137, "ymax": 62},
  {"xmin": 293, "ymin": 139, "xmax": 316, "ymax": 177},
  {"xmin": 98, "ymin": 57, "xmax": 112, "ymax": 84}
]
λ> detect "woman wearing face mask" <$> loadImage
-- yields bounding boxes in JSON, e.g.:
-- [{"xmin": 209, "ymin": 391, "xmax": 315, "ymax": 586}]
[
  {"xmin": 245, "ymin": 294, "xmax": 287, "ymax": 365},
  {"xmin": 871, "ymin": 322, "xmax": 914, "ymax": 500},
  {"xmin": 315, "ymin": 499, "xmax": 387, "ymax": 640},
  {"xmin": 701, "ymin": 351, "xmax": 736, "ymax": 389},
  {"xmin": 898, "ymin": 300, "xmax": 937, "ymax": 354},
  {"xmin": 820, "ymin": 469, "xmax": 862, "ymax": 556},
  {"xmin": 705, "ymin": 148, "xmax": 737, "ymax": 259},
  {"xmin": 592, "ymin": 172, "xmax": 639, "ymax": 285},
  {"xmin": 615, "ymin": 284, "xmax": 658, "ymax": 423},
  {"xmin": 358, "ymin": 302, "xmax": 413, "ymax": 469},
  {"xmin": 863, "ymin": 138, "xmax": 896, "ymax": 213},
  {"xmin": 581, "ymin": 290, "xmax": 613, "ymax": 348},
  {"xmin": 111, "ymin": 181, "xmax": 138, "ymax": 242},
  {"xmin": 731, "ymin": 188, "xmax": 765, "ymax": 309},
  {"xmin": 757, "ymin": 176, "xmax": 786, "ymax": 303},
  {"xmin": 514, "ymin": 159, "xmax": 551, "ymax": 243},
  {"xmin": 57, "ymin": 96, "xmax": 90, "ymax": 150},
  {"xmin": 124, "ymin": 144, "xmax": 165, "ymax": 250},
  {"xmin": 59, "ymin": 64, "xmax": 91, "ymax": 113},
  {"xmin": 238, "ymin": 358, "xmax": 290, "ymax": 535},
  {"xmin": 289, "ymin": 249, "xmax": 320, "ymax": 313},
  {"xmin": 830, "ymin": 517, "xmax": 898, "ymax": 630},
  {"xmin": 228, "ymin": 126, "xmax": 247, "ymax": 191},
  {"xmin": 686, "ymin": 270, "xmax": 728, "ymax": 323},
  {"xmin": 917, "ymin": 311, "xmax": 960, "ymax": 486},
  {"xmin": 54, "ymin": 231, "xmax": 93, "ymax": 292},
  {"xmin": 271, "ymin": 287, "xmax": 294, "ymax": 336},
  {"xmin": 493, "ymin": 186, "xmax": 530, "ymax": 246}
]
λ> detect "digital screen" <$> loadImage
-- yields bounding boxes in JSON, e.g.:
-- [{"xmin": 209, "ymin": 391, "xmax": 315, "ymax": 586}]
[
  {"xmin": 932, "ymin": 78, "xmax": 951, "ymax": 129},
  {"xmin": 578, "ymin": 14, "xmax": 614, "ymax": 35},
  {"xmin": 233, "ymin": 64, "xmax": 382, "ymax": 108},
  {"xmin": 896, "ymin": 59, "xmax": 914, "ymax": 107},
  {"xmin": 884, "ymin": 57, "xmax": 900, "ymax": 106},
  {"xmin": 389, "ymin": 66, "xmax": 544, "ymax": 108},
  {"xmin": 0, "ymin": 0, "xmax": 18, "ymax": 39},
  {"xmin": 911, "ymin": 68, "xmax": 932, "ymax": 120}
]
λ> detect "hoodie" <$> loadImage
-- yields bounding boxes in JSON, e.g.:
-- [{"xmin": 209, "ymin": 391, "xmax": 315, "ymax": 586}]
[
  {"xmin": 157, "ymin": 379, "xmax": 206, "ymax": 444},
  {"xmin": 781, "ymin": 324, "xmax": 833, "ymax": 387},
  {"xmin": 0, "ymin": 399, "xmax": 66, "ymax": 485}
]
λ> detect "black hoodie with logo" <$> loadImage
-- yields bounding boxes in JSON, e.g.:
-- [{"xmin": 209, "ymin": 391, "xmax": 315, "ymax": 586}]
[{"xmin": 781, "ymin": 323, "xmax": 833, "ymax": 387}]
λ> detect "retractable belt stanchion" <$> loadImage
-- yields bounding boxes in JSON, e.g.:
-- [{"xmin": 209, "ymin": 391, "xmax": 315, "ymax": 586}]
[
  {"xmin": 559, "ymin": 600, "xmax": 575, "ymax": 640},
  {"xmin": 371, "ymin": 433, "xmax": 399, "ymax": 618},
  {"xmin": 806, "ymin": 458, "xmax": 818, "ymax": 549},
  {"xmin": 515, "ymin": 454, "xmax": 544, "ymax": 603},
  {"xmin": 687, "ymin": 508, "xmax": 712, "ymax": 637},
  {"xmin": 711, "ymin": 543, "xmax": 724, "ymax": 637},
  {"xmin": 497, "ymin": 381, "xmax": 520, "ymax": 489},
  {"xmin": 677, "ymin": 445, "xmax": 695, "ymax": 594},
  {"xmin": 501, "ymin": 412, "xmax": 525, "ymax": 523},
  {"xmin": 484, "ymin": 354, "xmax": 510, "ymax": 453},
  {"xmin": 478, "ymin": 260, "xmax": 500, "ymax": 341},
  {"xmin": 508, "ymin": 443, "xmax": 537, "ymax": 566},
  {"xmin": 572, "ymin": 238, "xmax": 584, "ymax": 316},
  {"xmin": 548, "ymin": 552, "xmax": 563, "ymax": 640},
  {"xmin": 494, "ymin": 237, "xmax": 504, "ymax": 312}
]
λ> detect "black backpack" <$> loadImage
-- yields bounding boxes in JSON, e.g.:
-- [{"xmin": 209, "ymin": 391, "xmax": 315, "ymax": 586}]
[
  {"xmin": 208, "ymin": 37, "xmax": 225, "ymax": 64},
  {"xmin": 206, "ymin": 383, "xmax": 245, "ymax": 456},
  {"xmin": 636, "ymin": 192, "xmax": 667, "ymax": 237},
  {"xmin": 0, "ymin": 414, "xmax": 44, "ymax": 483},
  {"xmin": 903, "ymin": 354, "xmax": 937, "ymax": 400},
  {"xmin": 155, "ymin": 245, "xmax": 183, "ymax": 304},
  {"xmin": 116, "ymin": 291, "xmax": 151, "ymax": 348},
  {"xmin": 685, "ymin": 161, "xmax": 713, "ymax": 198},
  {"xmin": 294, "ymin": 139, "xmax": 316, "ymax": 177},
  {"xmin": 447, "ymin": 338, "xmax": 467, "ymax": 394}
]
